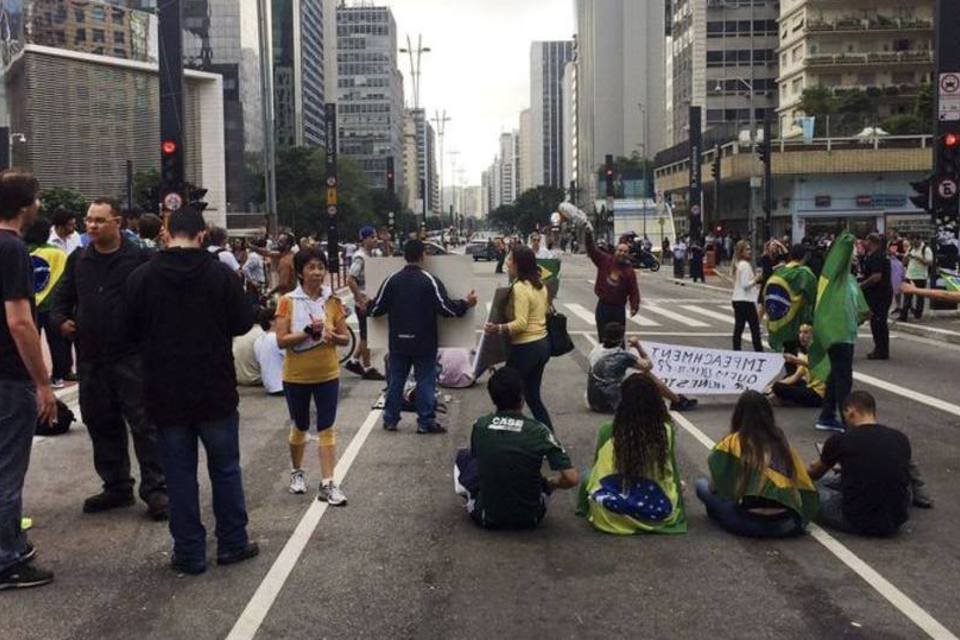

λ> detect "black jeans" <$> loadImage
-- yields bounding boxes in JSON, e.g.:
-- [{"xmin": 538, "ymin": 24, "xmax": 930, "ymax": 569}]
[
  {"xmin": 39, "ymin": 310, "xmax": 72, "ymax": 380},
  {"xmin": 0, "ymin": 380, "xmax": 37, "ymax": 573},
  {"xmin": 819, "ymin": 342, "xmax": 854, "ymax": 423},
  {"xmin": 899, "ymin": 279, "xmax": 926, "ymax": 321},
  {"xmin": 732, "ymin": 301, "xmax": 763, "ymax": 352},
  {"xmin": 867, "ymin": 293, "xmax": 891, "ymax": 357},
  {"xmin": 595, "ymin": 301, "xmax": 626, "ymax": 343},
  {"xmin": 772, "ymin": 381, "xmax": 823, "ymax": 408},
  {"xmin": 506, "ymin": 337, "xmax": 552, "ymax": 430},
  {"xmin": 77, "ymin": 354, "xmax": 166, "ymax": 500}
]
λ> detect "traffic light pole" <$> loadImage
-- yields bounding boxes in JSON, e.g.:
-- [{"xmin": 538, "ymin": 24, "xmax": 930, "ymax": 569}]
[
  {"xmin": 688, "ymin": 106, "xmax": 703, "ymax": 243},
  {"xmin": 933, "ymin": 0, "xmax": 960, "ymax": 235},
  {"xmin": 325, "ymin": 103, "xmax": 340, "ymax": 281},
  {"xmin": 158, "ymin": 0, "xmax": 185, "ymax": 209}
]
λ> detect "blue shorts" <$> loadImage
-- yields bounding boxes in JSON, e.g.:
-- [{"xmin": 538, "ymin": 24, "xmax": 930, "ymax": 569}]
[{"xmin": 283, "ymin": 379, "xmax": 340, "ymax": 432}]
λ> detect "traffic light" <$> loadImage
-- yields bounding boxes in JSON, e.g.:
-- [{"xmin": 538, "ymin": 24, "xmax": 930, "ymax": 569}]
[
  {"xmin": 188, "ymin": 186, "xmax": 208, "ymax": 213},
  {"xmin": 160, "ymin": 137, "xmax": 184, "ymax": 198},
  {"xmin": 711, "ymin": 146, "xmax": 721, "ymax": 182},
  {"xmin": 386, "ymin": 156, "xmax": 395, "ymax": 193},
  {"xmin": 756, "ymin": 135, "xmax": 771, "ymax": 169},
  {"xmin": 910, "ymin": 176, "xmax": 932, "ymax": 212},
  {"xmin": 604, "ymin": 154, "xmax": 615, "ymax": 198}
]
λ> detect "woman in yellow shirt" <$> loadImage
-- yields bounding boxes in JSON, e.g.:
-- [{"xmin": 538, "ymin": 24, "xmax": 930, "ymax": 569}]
[
  {"xmin": 484, "ymin": 245, "xmax": 553, "ymax": 430},
  {"xmin": 275, "ymin": 248, "xmax": 350, "ymax": 504}
]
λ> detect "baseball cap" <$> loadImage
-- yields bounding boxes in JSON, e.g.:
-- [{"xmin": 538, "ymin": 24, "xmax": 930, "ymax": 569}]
[{"xmin": 359, "ymin": 225, "xmax": 376, "ymax": 240}]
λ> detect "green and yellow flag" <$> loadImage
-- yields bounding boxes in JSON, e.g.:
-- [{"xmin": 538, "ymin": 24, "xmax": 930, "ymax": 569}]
[
  {"xmin": 809, "ymin": 232, "xmax": 869, "ymax": 382},
  {"xmin": 763, "ymin": 261, "xmax": 817, "ymax": 351},
  {"xmin": 536, "ymin": 258, "xmax": 561, "ymax": 301},
  {"xmin": 30, "ymin": 245, "xmax": 68, "ymax": 309}
]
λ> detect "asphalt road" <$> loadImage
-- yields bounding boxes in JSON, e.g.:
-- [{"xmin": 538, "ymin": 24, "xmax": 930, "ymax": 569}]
[{"xmin": 4, "ymin": 255, "xmax": 959, "ymax": 640}]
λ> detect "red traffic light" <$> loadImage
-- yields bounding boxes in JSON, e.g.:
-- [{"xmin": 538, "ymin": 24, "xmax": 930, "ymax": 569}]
[
  {"xmin": 161, "ymin": 140, "xmax": 177, "ymax": 155},
  {"xmin": 945, "ymin": 133, "xmax": 959, "ymax": 148},
  {"xmin": 605, "ymin": 168, "xmax": 613, "ymax": 177}
]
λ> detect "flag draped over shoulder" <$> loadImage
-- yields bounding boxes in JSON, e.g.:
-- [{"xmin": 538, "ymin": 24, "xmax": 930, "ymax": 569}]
[
  {"xmin": 708, "ymin": 433, "xmax": 819, "ymax": 522},
  {"xmin": 809, "ymin": 232, "xmax": 870, "ymax": 382},
  {"xmin": 30, "ymin": 245, "xmax": 68, "ymax": 308},
  {"xmin": 763, "ymin": 261, "xmax": 817, "ymax": 351}
]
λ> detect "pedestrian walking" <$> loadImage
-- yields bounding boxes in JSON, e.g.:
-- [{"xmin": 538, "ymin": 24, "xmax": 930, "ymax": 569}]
[
  {"xmin": 367, "ymin": 240, "xmax": 477, "ymax": 433},
  {"xmin": 731, "ymin": 241, "xmax": 764, "ymax": 352},
  {"xmin": 484, "ymin": 246, "xmax": 554, "ymax": 430},
  {"xmin": 50, "ymin": 198, "xmax": 168, "ymax": 519},
  {"xmin": 585, "ymin": 224, "xmax": 640, "ymax": 342},
  {"xmin": 275, "ymin": 247, "xmax": 351, "ymax": 504},
  {"xmin": 899, "ymin": 235, "xmax": 934, "ymax": 323},
  {"xmin": 125, "ymin": 207, "xmax": 258, "ymax": 575},
  {"xmin": 344, "ymin": 226, "xmax": 386, "ymax": 381},
  {"xmin": 0, "ymin": 169, "xmax": 56, "ymax": 589},
  {"xmin": 859, "ymin": 233, "xmax": 891, "ymax": 360},
  {"xmin": 689, "ymin": 237, "xmax": 705, "ymax": 283},
  {"xmin": 672, "ymin": 237, "xmax": 687, "ymax": 278}
]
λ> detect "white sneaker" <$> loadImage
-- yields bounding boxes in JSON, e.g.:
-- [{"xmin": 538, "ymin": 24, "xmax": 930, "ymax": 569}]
[
  {"xmin": 50, "ymin": 378, "xmax": 65, "ymax": 389},
  {"xmin": 288, "ymin": 469, "xmax": 307, "ymax": 495},
  {"xmin": 317, "ymin": 482, "xmax": 347, "ymax": 506}
]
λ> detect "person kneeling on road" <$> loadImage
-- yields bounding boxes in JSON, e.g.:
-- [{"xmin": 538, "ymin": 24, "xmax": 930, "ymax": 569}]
[
  {"xmin": 766, "ymin": 324, "xmax": 824, "ymax": 408},
  {"xmin": 275, "ymin": 248, "xmax": 351, "ymax": 505},
  {"xmin": 807, "ymin": 391, "xmax": 931, "ymax": 537},
  {"xmin": 587, "ymin": 322, "xmax": 696, "ymax": 413},
  {"xmin": 454, "ymin": 367, "xmax": 578, "ymax": 530}
]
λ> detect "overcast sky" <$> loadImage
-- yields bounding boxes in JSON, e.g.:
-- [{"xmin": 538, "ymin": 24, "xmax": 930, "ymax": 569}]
[{"xmin": 383, "ymin": 0, "xmax": 575, "ymax": 187}]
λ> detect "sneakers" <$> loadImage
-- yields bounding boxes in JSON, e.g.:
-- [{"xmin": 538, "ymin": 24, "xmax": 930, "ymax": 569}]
[
  {"xmin": 217, "ymin": 542, "xmax": 260, "ymax": 566},
  {"xmin": 344, "ymin": 360, "xmax": 366, "ymax": 377},
  {"xmin": 20, "ymin": 544, "xmax": 36, "ymax": 564},
  {"xmin": 382, "ymin": 422, "xmax": 398, "ymax": 432},
  {"xmin": 50, "ymin": 378, "xmax": 65, "ymax": 389},
  {"xmin": 417, "ymin": 423, "xmax": 448, "ymax": 434},
  {"xmin": 361, "ymin": 367, "xmax": 386, "ymax": 381},
  {"xmin": 317, "ymin": 481, "xmax": 347, "ymax": 506},
  {"xmin": 670, "ymin": 395, "xmax": 698, "ymax": 412},
  {"xmin": 867, "ymin": 352, "xmax": 889, "ymax": 361},
  {"xmin": 0, "ymin": 563, "xmax": 54, "ymax": 590},
  {"xmin": 815, "ymin": 417, "xmax": 846, "ymax": 433},
  {"xmin": 289, "ymin": 469, "xmax": 307, "ymax": 495},
  {"xmin": 83, "ymin": 491, "xmax": 135, "ymax": 514},
  {"xmin": 146, "ymin": 492, "xmax": 169, "ymax": 521},
  {"xmin": 170, "ymin": 554, "xmax": 206, "ymax": 576}
]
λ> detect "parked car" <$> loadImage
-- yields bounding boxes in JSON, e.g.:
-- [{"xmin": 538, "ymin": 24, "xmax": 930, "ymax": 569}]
[{"xmin": 465, "ymin": 239, "xmax": 497, "ymax": 261}]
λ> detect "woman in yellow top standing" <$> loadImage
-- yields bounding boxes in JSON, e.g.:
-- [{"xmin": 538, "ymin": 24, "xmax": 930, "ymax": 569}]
[
  {"xmin": 275, "ymin": 248, "xmax": 351, "ymax": 504},
  {"xmin": 484, "ymin": 245, "xmax": 553, "ymax": 430}
]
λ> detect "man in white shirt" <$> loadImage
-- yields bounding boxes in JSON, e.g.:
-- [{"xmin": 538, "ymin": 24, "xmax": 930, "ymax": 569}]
[
  {"xmin": 530, "ymin": 232, "xmax": 555, "ymax": 260},
  {"xmin": 899, "ymin": 235, "xmax": 934, "ymax": 323},
  {"xmin": 48, "ymin": 207, "xmax": 82, "ymax": 256},
  {"xmin": 242, "ymin": 238, "xmax": 267, "ymax": 292},
  {"xmin": 345, "ymin": 226, "xmax": 386, "ymax": 380},
  {"xmin": 206, "ymin": 227, "xmax": 241, "ymax": 274},
  {"xmin": 253, "ymin": 313, "xmax": 285, "ymax": 395}
]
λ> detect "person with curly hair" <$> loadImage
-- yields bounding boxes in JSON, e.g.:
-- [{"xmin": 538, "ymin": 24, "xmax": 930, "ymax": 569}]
[{"xmin": 577, "ymin": 374, "xmax": 687, "ymax": 535}]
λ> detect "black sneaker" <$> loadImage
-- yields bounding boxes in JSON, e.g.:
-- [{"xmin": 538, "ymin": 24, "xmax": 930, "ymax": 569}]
[
  {"xmin": 170, "ymin": 554, "xmax": 206, "ymax": 575},
  {"xmin": 361, "ymin": 367, "xmax": 386, "ymax": 381},
  {"xmin": 670, "ymin": 396, "xmax": 698, "ymax": 412},
  {"xmin": 217, "ymin": 542, "xmax": 260, "ymax": 566},
  {"xmin": 344, "ymin": 360, "xmax": 366, "ymax": 377},
  {"xmin": 20, "ymin": 544, "xmax": 36, "ymax": 564},
  {"xmin": 83, "ymin": 491, "xmax": 135, "ymax": 514},
  {"xmin": 382, "ymin": 422, "xmax": 398, "ymax": 432},
  {"xmin": 146, "ymin": 493, "xmax": 169, "ymax": 522},
  {"xmin": 417, "ymin": 423, "xmax": 448, "ymax": 435},
  {"xmin": 0, "ymin": 563, "xmax": 54, "ymax": 590}
]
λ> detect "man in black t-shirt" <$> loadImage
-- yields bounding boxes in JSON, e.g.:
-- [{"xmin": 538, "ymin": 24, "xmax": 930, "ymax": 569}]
[
  {"xmin": 808, "ymin": 391, "xmax": 912, "ymax": 536},
  {"xmin": 0, "ymin": 170, "xmax": 56, "ymax": 589},
  {"xmin": 859, "ymin": 234, "xmax": 892, "ymax": 360},
  {"xmin": 454, "ymin": 368, "xmax": 578, "ymax": 529}
]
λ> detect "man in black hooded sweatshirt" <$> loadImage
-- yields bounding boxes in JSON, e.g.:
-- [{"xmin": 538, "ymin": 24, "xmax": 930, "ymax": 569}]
[{"xmin": 125, "ymin": 207, "xmax": 257, "ymax": 575}]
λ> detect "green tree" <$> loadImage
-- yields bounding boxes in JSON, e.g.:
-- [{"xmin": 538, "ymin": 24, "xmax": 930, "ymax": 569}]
[
  {"xmin": 40, "ymin": 186, "xmax": 88, "ymax": 220},
  {"xmin": 488, "ymin": 186, "xmax": 566, "ymax": 235}
]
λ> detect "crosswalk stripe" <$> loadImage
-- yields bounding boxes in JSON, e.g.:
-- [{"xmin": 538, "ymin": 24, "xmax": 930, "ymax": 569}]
[
  {"xmin": 678, "ymin": 304, "xmax": 736, "ymax": 324},
  {"xmin": 642, "ymin": 305, "xmax": 710, "ymax": 328},
  {"xmin": 627, "ymin": 313, "xmax": 661, "ymax": 328},
  {"xmin": 564, "ymin": 303, "xmax": 597, "ymax": 326}
]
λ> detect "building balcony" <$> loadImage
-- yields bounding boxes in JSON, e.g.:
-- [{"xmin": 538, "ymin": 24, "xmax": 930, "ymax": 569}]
[
  {"xmin": 805, "ymin": 50, "xmax": 933, "ymax": 68},
  {"xmin": 806, "ymin": 17, "xmax": 933, "ymax": 34}
]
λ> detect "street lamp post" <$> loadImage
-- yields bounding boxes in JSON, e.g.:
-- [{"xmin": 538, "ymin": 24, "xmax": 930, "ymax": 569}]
[{"xmin": 400, "ymin": 35, "xmax": 431, "ymax": 110}]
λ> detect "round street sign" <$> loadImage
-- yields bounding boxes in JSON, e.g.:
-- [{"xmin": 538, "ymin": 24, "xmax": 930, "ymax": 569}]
[
  {"xmin": 327, "ymin": 205, "xmax": 337, "ymax": 216},
  {"xmin": 163, "ymin": 192, "xmax": 183, "ymax": 211},
  {"xmin": 326, "ymin": 176, "xmax": 337, "ymax": 187},
  {"xmin": 942, "ymin": 73, "xmax": 960, "ymax": 94},
  {"xmin": 691, "ymin": 204, "xmax": 702, "ymax": 216},
  {"xmin": 938, "ymin": 178, "xmax": 958, "ymax": 199}
]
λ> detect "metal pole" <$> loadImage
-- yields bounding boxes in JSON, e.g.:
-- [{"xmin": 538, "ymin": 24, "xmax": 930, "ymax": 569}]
[
  {"xmin": 158, "ymin": 0, "xmax": 185, "ymax": 202},
  {"xmin": 257, "ymin": 0, "xmax": 278, "ymax": 233},
  {"xmin": 325, "ymin": 104, "xmax": 339, "ymax": 284}
]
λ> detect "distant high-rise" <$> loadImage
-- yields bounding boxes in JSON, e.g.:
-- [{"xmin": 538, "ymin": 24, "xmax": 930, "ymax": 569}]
[
  {"xmin": 518, "ymin": 108, "xmax": 535, "ymax": 193},
  {"xmin": 273, "ymin": 0, "xmax": 326, "ymax": 148},
  {"xmin": 462, "ymin": 185, "xmax": 483, "ymax": 218},
  {"xmin": 499, "ymin": 131, "xmax": 518, "ymax": 205},
  {"xmin": 406, "ymin": 108, "xmax": 439, "ymax": 216},
  {"xmin": 530, "ymin": 40, "xmax": 574, "ymax": 188},
  {"xmin": 336, "ymin": 3, "xmax": 405, "ymax": 191}
]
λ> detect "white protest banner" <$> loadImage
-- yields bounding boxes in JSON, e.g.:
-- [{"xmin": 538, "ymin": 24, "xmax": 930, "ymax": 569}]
[
  {"xmin": 365, "ymin": 255, "xmax": 477, "ymax": 351},
  {"xmin": 644, "ymin": 342, "xmax": 784, "ymax": 395}
]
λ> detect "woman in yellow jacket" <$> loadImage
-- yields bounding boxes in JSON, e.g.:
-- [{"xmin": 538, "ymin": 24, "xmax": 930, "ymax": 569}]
[{"xmin": 484, "ymin": 245, "xmax": 553, "ymax": 430}]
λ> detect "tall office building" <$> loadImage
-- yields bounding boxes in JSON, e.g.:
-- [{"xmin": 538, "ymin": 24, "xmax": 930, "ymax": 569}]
[
  {"xmin": 575, "ymin": 0, "xmax": 665, "ymax": 206},
  {"xmin": 336, "ymin": 3, "xmax": 405, "ymax": 191},
  {"xmin": 518, "ymin": 108, "xmax": 535, "ymax": 193},
  {"xmin": 462, "ymin": 185, "xmax": 482, "ymax": 218},
  {"xmin": 777, "ymin": 0, "xmax": 934, "ymax": 132},
  {"xmin": 562, "ymin": 59, "xmax": 576, "ymax": 194},
  {"xmin": 665, "ymin": 0, "xmax": 780, "ymax": 146},
  {"xmin": 406, "ymin": 108, "xmax": 438, "ymax": 215},
  {"xmin": 499, "ymin": 131, "xmax": 518, "ymax": 205},
  {"xmin": 530, "ymin": 40, "xmax": 574, "ymax": 188},
  {"xmin": 273, "ymin": 0, "xmax": 326, "ymax": 148}
]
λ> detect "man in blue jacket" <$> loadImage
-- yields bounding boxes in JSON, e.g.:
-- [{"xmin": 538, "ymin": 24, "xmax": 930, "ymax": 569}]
[{"xmin": 367, "ymin": 240, "xmax": 477, "ymax": 433}]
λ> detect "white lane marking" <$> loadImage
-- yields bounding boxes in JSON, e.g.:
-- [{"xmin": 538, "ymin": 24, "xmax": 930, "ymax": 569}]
[
  {"xmin": 642, "ymin": 304, "xmax": 710, "ymax": 328},
  {"xmin": 627, "ymin": 313, "xmax": 661, "ymax": 328},
  {"xmin": 564, "ymin": 303, "xmax": 597, "ymax": 326},
  {"xmin": 852, "ymin": 372, "xmax": 960, "ymax": 419},
  {"xmin": 668, "ymin": 410, "xmax": 958, "ymax": 640},
  {"xmin": 227, "ymin": 408, "xmax": 383, "ymax": 640},
  {"xmin": 893, "ymin": 323, "xmax": 960, "ymax": 338},
  {"xmin": 678, "ymin": 304, "xmax": 736, "ymax": 324}
]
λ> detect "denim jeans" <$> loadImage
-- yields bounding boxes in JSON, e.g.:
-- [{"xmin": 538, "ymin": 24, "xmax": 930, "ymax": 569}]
[
  {"xmin": 695, "ymin": 478, "xmax": 804, "ymax": 539},
  {"xmin": 819, "ymin": 342, "xmax": 854, "ymax": 424},
  {"xmin": 594, "ymin": 302, "xmax": 626, "ymax": 344},
  {"xmin": 506, "ymin": 337, "xmax": 553, "ymax": 430},
  {"xmin": 0, "ymin": 380, "xmax": 37, "ymax": 573},
  {"xmin": 383, "ymin": 352, "xmax": 438, "ymax": 429},
  {"xmin": 159, "ymin": 411, "xmax": 249, "ymax": 568}
]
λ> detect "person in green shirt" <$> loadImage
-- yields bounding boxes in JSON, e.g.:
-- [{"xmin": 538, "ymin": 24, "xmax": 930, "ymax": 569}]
[{"xmin": 454, "ymin": 367, "xmax": 578, "ymax": 530}]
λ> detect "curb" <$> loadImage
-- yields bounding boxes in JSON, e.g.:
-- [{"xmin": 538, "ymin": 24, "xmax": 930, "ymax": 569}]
[
  {"xmin": 664, "ymin": 277, "xmax": 732, "ymax": 294},
  {"xmin": 889, "ymin": 320, "xmax": 960, "ymax": 345}
]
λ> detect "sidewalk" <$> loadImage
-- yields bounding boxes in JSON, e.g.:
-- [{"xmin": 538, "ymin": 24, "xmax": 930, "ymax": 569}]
[{"xmin": 653, "ymin": 268, "xmax": 960, "ymax": 345}]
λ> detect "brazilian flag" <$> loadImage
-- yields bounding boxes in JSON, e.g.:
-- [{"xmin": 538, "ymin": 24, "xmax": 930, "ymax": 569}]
[
  {"xmin": 763, "ymin": 261, "xmax": 817, "ymax": 351},
  {"xmin": 809, "ymin": 232, "xmax": 870, "ymax": 382},
  {"xmin": 536, "ymin": 258, "xmax": 561, "ymax": 301},
  {"xmin": 30, "ymin": 245, "xmax": 68, "ymax": 310}
]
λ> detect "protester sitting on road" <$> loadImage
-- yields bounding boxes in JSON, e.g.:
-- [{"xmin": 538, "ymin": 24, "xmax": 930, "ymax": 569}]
[
  {"xmin": 454, "ymin": 367, "xmax": 578, "ymax": 530},
  {"xmin": 254, "ymin": 311, "xmax": 285, "ymax": 396},
  {"xmin": 233, "ymin": 308, "xmax": 274, "ymax": 388},
  {"xmin": 275, "ymin": 248, "xmax": 351, "ymax": 504},
  {"xmin": 807, "ymin": 391, "xmax": 930, "ymax": 537},
  {"xmin": 696, "ymin": 391, "xmax": 819, "ymax": 538},
  {"xmin": 484, "ymin": 245, "xmax": 554, "ymax": 430},
  {"xmin": 126, "ymin": 206, "xmax": 258, "ymax": 575},
  {"xmin": 368, "ymin": 239, "xmax": 477, "ymax": 434},
  {"xmin": 577, "ymin": 374, "xmax": 687, "ymax": 535},
  {"xmin": 767, "ymin": 324, "xmax": 824, "ymax": 408},
  {"xmin": 586, "ymin": 322, "xmax": 696, "ymax": 413}
]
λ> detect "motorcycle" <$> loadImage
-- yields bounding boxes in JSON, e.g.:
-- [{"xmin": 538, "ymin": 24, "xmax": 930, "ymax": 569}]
[{"xmin": 630, "ymin": 247, "xmax": 661, "ymax": 272}]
